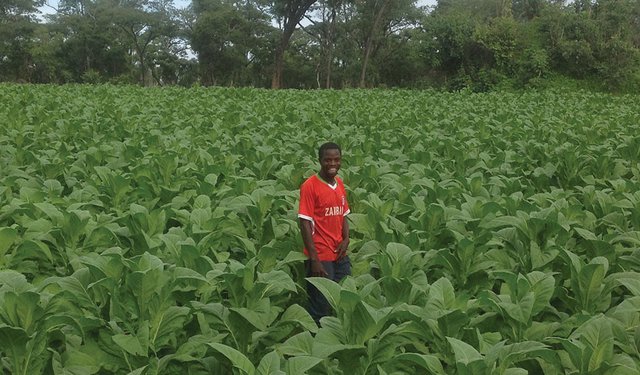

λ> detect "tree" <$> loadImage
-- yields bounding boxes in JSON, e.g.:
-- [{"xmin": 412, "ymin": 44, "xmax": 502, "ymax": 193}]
[
  {"xmin": 512, "ymin": 0, "xmax": 544, "ymax": 20},
  {"xmin": 358, "ymin": 0, "xmax": 391, "ymax": 87},
  {"xmin": 316, "ymin": 1, "xmax": 363, "ymax": 87},
  {"xmin": 434, "ymin": 0, "xmax": 510, "ymax": 21},
  {"xmin": 263, "ymin": 0, "xmax": 318, "ymax": 88},
  {"xmin": 537, "ymin": 0, "xmax": 639, "ymax": 90},
  {"xmin": 353, "ymin": 0, "xmax": 418, "ymax": 87},
  {"xmin": 573, "ymin": 0, "xmax": 593, "ymax": 15},
  {"xmin": 148, "ymin": 31, "xmax": 196, "ymax": 86},
  {"xmin": 50, "ymin": 0, "xmax": 132, "ymax": 82},
  {"xmin": 373, "ymin": 25, "xmax": 427, "ymax": 87},
  {"xmin": 296, "ymin": 0, "xmax": 346, "ymax": 88},
  {"xmin": 320, "ymin": 0, "xmax": 342, "ymax": 88},
  {"xmin": 418, "ymin": 8, "xmax": 476, "ymax": 85},
  {"xmin": 0, "ymin": 0, "xmax": 43, "ymax": 81},
  {"xmin": 104, "ymin": 0, "xmax": 177, "ymax": 85},
  {"xmin": 143, "ymin": 5, "xmax": 198, "ymax": 86},
  {"xmin": 191, "ymin": 0, "xmax": 273, "ymax": 86},
  {"xmin": 591, "ymin": 0, "xmax": 640, "ymax": 88}
]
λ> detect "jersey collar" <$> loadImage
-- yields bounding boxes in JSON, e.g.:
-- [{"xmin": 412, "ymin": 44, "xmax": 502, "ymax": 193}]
[{"xmin": 316, "ymin": 173, "xmax": 338, "ymax": 189}]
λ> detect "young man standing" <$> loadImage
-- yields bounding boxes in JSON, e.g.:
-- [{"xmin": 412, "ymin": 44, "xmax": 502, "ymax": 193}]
[{"xmin": 298, "ymin": 142, "xmax": 351, "ymax": 325}]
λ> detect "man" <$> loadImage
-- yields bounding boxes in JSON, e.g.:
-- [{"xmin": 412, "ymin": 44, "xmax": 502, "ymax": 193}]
[{"xmin": 298, "ymin": 142, "xmax": 351, "ymax": 326}]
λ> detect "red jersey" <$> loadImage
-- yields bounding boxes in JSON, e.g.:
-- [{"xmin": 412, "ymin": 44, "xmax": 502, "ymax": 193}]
[{"xmin": 298, "ymin": 174, "xmax": 350, "ymax": 261}]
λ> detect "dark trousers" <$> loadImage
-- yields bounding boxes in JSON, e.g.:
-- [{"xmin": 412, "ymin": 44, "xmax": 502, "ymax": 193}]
[{"xmin": 305, "ymin": 256, "xmax": 351, "ymax": 326}]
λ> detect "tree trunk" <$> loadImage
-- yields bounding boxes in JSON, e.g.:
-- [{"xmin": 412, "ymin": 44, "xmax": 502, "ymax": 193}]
[
  {"xmin": 271, "ymin": 0, "xmax": 318, "ymax": 89},
  {"xmin": 359, "ymin": 37, "xmax": 373, "ymax": 88},
  {"xmin": 139, "ymin": 52, "xmax": 146, "ymax": 85},
  {"xmin": 271, "ymin": 29, "xmax": 294, "ymax": 89},
  {"xmin": 324, "ymin": 3, "xmax": 337, "ymax": 89},
  {"xmin": 359, "ymin": 0, "xmax": 391, "ymax": 88}
]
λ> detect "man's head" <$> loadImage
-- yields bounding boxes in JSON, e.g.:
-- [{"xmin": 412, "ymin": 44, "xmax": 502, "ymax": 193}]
[
  {"xmin": 318, "ymin": 142, "xmax": 342, "ymax": 180},
  {"xmin": 318, "ymin": 142, "xmax": 341, "ymax": 160}
]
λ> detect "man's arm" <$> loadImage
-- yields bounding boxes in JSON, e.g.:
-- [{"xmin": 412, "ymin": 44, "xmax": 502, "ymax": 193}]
[
  {"xmin": 300, "ymin": 219, "xmax": 328, "ymax": 277},
  {"xmin": 336, "ymin": 215, "xmax": 349, "ymax": 260}
]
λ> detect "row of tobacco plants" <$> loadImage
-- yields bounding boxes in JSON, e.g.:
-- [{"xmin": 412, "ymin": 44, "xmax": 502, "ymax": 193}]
[{"xmin": 1, "ymin": 84, "xmax": 640, "ymax": 374}]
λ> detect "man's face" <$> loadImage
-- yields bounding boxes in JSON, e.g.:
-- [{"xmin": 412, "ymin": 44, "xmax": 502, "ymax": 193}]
[{"xmin": 320, "ymin": 148, "xmax": 341, "ymax": 178}]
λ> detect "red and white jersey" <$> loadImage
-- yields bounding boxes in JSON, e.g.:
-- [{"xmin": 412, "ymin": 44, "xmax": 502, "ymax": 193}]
[{"xmin": 298, "ymin": 174, "xmax": 350, "ymax": 261}]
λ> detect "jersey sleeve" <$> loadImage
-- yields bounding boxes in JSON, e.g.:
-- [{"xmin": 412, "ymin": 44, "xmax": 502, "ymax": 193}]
[{"xmin": 298, "ymin": 181, "xmax": 315, "ymax": 222}]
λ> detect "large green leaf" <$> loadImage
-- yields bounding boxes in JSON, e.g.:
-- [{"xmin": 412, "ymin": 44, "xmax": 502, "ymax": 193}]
[
  {"xmin": 278, "ymin": 332, "xmax": 314, "ymax": 357},
  {"xmin": 306, "ymin": 277, "xmax": 341, "ymax": 311},
  {"xmin": 256, "ymin": 351, "xmax": 284, "ymax": 375},
  {"xmin": 0, "ymin": 269, "xmax": 31, "ymax": 293},
  {"xmin": 576, "ymin": 316, "xmax": 614, "ymax": 372},
  {"xmin": 207, "ymin": 342, "xmax": 255, "ymax": 375},
  {"xmin": 285, "ymin": 356, "xmax": 322, "ymax": 374},
  {"xmin": 426, "ymin": 277, "xmax": 456, "ymax": 311},
  {"xmin": 0, "ymin": 291, "xmax": 43, "ymax": 333},
  {"xmin": 149, "ymin": 306, "xmax": 190, "ymax": 352},
  {"xmin": 50, "ymin": 348, "xmax": 100, "ymax": 375},
  {"xmin": 278, "ymin": 304, "xmax": 318, "ymax": 333},
  {"xmin": 446, "ymin": 337, "xmax": 482, "ymax": 364},
  {"xmin": 394, "ymin": 353, "xmax": 445, "ymax": 374},
  {"xmin": 610, "ymin": 272, "xmax": 640, "ymax": 296},
  {"xmin": 0, "ymin": 324, "xmax": 30, "ymax": 364},
  {"xmin": 112, "ymin": 334, "xmax": 146, "ymax": 357},
  {"xmin": 0, "ymin": 227, "xmax": 18, "ymax": 260}
]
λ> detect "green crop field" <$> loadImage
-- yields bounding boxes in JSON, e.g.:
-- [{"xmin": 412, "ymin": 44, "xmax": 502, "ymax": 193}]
[{"xmin": 1, "ymin": 84, "xmax": 640, "ymax": 374}]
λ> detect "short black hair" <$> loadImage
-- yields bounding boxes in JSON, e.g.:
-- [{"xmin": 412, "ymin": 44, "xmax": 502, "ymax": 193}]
[{"xmin": 318, "ymin": 142, "xmax": 341, "ymax": 160}]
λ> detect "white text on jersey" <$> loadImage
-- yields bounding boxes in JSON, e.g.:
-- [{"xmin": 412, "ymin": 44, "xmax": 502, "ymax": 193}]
[{"xmin": 324, "ymin": 206, "xmax": 344, "ymax": 216}]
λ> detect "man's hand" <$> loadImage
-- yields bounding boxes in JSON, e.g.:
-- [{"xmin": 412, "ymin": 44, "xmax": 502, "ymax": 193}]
[
  {"xmin": 335, "ymin": 239, "xmax": 349, "ymax": 260},
  {"xmin": 310, "ymin": 260, "xmax": 328, "ymax": 277}
]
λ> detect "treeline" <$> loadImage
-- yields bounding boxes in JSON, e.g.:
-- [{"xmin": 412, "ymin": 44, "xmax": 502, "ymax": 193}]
[{"xmin": 2, "ymin": 0, "xmax": 639, "ymax": 91}]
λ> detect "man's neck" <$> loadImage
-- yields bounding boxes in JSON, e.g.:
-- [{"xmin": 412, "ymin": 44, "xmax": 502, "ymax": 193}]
[{"xmin": 318, "ymin": 172, "xmax": 336, "ymax": 185}]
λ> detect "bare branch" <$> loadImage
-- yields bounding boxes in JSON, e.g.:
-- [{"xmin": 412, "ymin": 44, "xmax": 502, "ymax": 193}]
[
  {"xmin": 303, "ymin": 14, "xmax": 317, "ymax": 26},
  {"xmin": 297, "ymin": 21, "xmax": 319, "ymax": 40}
]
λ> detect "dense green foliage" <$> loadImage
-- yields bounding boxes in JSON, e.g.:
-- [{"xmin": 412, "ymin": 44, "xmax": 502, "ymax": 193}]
[
  {"xmin": 1, "ymin": 84, "xmax": 640, "ymax": 374},
  {"xmin": 1, "ymin": 0, "xmax": 639, "ymax": 91}
]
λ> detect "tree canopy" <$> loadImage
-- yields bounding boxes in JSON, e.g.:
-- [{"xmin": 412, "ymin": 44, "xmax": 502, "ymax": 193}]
[{"xmin": 2, "ymin": 0, "xmax": 639, "ymax": 91}]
